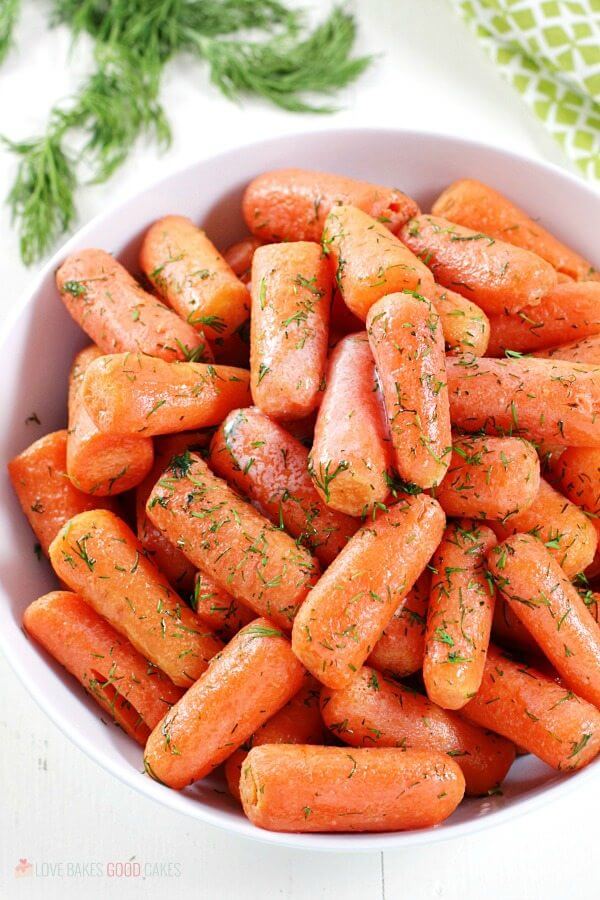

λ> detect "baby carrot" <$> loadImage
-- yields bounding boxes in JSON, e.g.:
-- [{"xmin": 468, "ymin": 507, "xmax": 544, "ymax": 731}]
[
  {"xmin": 424, "ymin": 521, "xmax": 496, "ymax": 710},
  {"xmin": 533, "ymin": 334, "xmax": 600, "ymax": 365},
  {"xmin": 367, "ymin": 291, "xmax": 451, "ymax": 489},
  {"xmin": 367, "ymin": 572, "xmax": 430, "ymax": 677},
  {"xmin": 433, "ymin": 434, "xmax": 540, "ymax": 520},
  {"xmin": 400, "ymin": 215, "xmax": 557, "ymax": 316},
  {"xmin": 250, "ymin": 242, "xmax": 331, "ymax": 420},
  {"xmin": 320, "ymin": 666, "xmax": 515, "ymax": 795},
  {"xmin": 191, "ymin": 571, "xmax": 254, "ymax": 641},
  {"xmin": 146, "ymin": 452, "xmax": 319, "ymax": 631},
  {"xmin": 490, "ymin": 478, "xmax": 597, "ymax": 579},
  {"xmin": 24, "ymin": 591, "xmax": 183, "ymax": 744},
  {"xmin": 492, "ymin": 596, "xmax": 541, "ymax": 656},
  {"xmin": 446, "ymin": 354, "xmax": 600, "ymax": 447},
  {"xmin": 292, "ymin": 494, "xmax": 445, "ymax": 689},
  {"xmin": 239, "ymin": 745, "xmax": 465, "ymax": 833},
  {"xmin": 488, "ymin": 534, "xmax": 600, "ymax": 707},
  {"xmin": 209, "ymin": 407, "xmax": 357, "ymax": 566},
  {"xmin": 56, "ymin": 249, "xmax": 211, "ymax": 362},
  {"xmin": 425, "ymin": 283, "xmax": 490, "ymax": 356},
  {"xmin": 143, "ymin": 618, "xmax": 306, "ymax": 789},
  {"xmin": 460, "ymin": 644, "xmax": 600, "ymax": 770},
  {"xmin": 487, "ymin": 282, "xmax": 600, "ymax": 356},
  {"xmin": 68, "ymin": 346, "xmax": 154, "ymax": 496},
  {"xmin": 242, "ymin": 168, "xmax": 419, "ymax": 243},
  {"xmin": 309, "ymin": 332, "xmax": 392, "ymax": 517},
  {"xmin": 8, "ymin": 430, "xmax": 116, "ymax": 556},
  {"xmin": 140, "ymin": 215, "xmax": 250, "ymax": 340},
  {"xmin": 225, "ymin": 675, "xmax": 324, "ymax": 800},
  {"xmin": 136, "ymin": 432, "xmax": 210, "ymax": 594},
  {"xmin": 49, "ymin": 509, "xmax": 223, "ymax": 688},
  {"xmin": 322, "ymin": 205, "xmax": 434, "ymax": 321},
  {"xmin": 223, "ymin": 237, "xmax": 262, "ymax": 283},
  {"xmin": 432, "ymin": 178, "xmax": 599, "ymax": 281},
  {"xmin": 81, "ymin": 352, "xmax": 251, "ymax": 436}
]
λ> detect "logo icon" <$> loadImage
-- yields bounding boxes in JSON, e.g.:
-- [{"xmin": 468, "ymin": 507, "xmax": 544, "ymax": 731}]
[{"xmin": 14, "ymin": 858, "xmax": 33, "ymax": 878}]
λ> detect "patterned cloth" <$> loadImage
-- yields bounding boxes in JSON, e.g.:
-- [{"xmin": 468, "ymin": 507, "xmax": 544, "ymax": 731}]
[{"xmin": 450, "ymin": 0, "xmax": 600, "ymax": 180}]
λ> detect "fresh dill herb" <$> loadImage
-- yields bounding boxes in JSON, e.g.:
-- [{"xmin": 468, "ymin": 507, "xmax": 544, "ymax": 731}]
[
  {"xmin": 3, "ymin": 2, "xmax": 371, "ymax": 264},
  {"xmin": 0, "ymin": 0, "xmax": 20, "ymax": 64}
]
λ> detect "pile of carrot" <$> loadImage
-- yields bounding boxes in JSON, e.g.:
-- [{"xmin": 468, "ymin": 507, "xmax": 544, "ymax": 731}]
[{"xmin": 10, "ymin": 169, "xmax": 600, "ymax": 835}]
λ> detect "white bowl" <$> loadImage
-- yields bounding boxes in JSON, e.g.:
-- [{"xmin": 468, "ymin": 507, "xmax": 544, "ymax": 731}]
[{"xmin": 1, "ymin": 128, "xmax": 599, "ymax": 852}]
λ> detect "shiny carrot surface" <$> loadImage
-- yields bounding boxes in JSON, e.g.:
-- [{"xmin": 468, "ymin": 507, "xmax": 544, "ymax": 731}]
[
  {"xmin": 49, "ymin": 509, "xmax": 222, "ymax": 687},
  {"xmin": 367, "ymin": 291, "xmax": 451, "ymax": 489},
  {"xmin": 239, "ymin": 745, "xmax": 465, "ymax": 833},
  {"xmin": 367, "ymin": 572, "xmax": 430, "ymax": 677},
  {"xmin": 292, "ymin": 494, "xmax": 445, "ymax": 689},
  {"xmin": 82, "ymin": 352, "xmax": 251, "ymax": 436},
  {"xmin": 56, "ymin": 248, "xmax": 211, "ymax": 361},
  {"xmin": 144, "ymin": 618, "xmax": 306, "ymax": 789},
  {"xmin": 209, "ymin": 407, "xmax": 357, "ymax": 566},
  {"xmin": 146, "ymin": 452, "xmax": 319, "ymax": 631},
  {"xmin": 242, "ymin": 168, "xmax": 419, "ymax": 243}
]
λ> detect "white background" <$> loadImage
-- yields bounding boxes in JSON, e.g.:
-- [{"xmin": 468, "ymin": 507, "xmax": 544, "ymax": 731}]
[{"xmin": 1, "ymin": 1, "xmax": 597, "ymax": 898}]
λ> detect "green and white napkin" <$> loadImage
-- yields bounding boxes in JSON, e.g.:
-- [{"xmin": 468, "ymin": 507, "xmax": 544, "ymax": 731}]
[{"xmin": 450, "ymin": 0, "xmax": 600, "ymax": 180}]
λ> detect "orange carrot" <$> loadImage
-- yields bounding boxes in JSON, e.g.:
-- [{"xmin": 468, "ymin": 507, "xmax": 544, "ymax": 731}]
[
  {"xmin": 309, "ymin": 332, "xmax": 392, "ymax": 517},
  {"xmin": 460, "ymin": 644, "xmax": 600, "ymax": 770},
  {"xmin": 424, "ymin": 521, "xmax": 496, "ymax": 709},
  {"xmin": 143, "ymin": 618, "xmax": 306, "ymax": 789},
  {"xmin": 425, "ymin": 283, "xmax": 490, "ymax": 356},
  {"xmin": 490, "ymin": 478, "xmax": 597, "ymax": 578},
  {"xmin": 533, "ymin": 334, "xmax": 600, "ymax": 365},
  {"xmin": 81, "ymin": 352, "xmax": 251, "ymax": 436},
  {"xmin": 56, "ymin": 249, "xmax": 211, "ymax": 362},
  {"xmin": 487, "ymin": 282, "xmax": 600, "ymax": 356},
  {"xmin": 191, "ymin": 570, "xmax": 254, "ymax": 641},
  {"xmin": 446, "ymin": 354, "xmax": 600, "ymax": 447},
  {"xmin": 209, "ymin": 407, "xmax": 357, "ymax": 566},
  {"xmin": 49, "ymin": 509, "xmax": 222, "ymax": 687},
  {"xmin": 146, "ymin": 452, "xmax": 319, "ymax": 631},
  {"xmin": 488, "ymin": 534, "xmax": 600, "ymax": 707},
  {"xmin": 367, "ymin": 292, "xmax": 452, "ymax": 489},
  {"xmin": 223, "ymin": 237, "xmax": 262, "ymax": 283},
  {"xmin": 7, "ymin": 430, "xmax": 116, "ymax": 556},
  {"xmin": 67, "ymin": 346, "xmax": 154, "ymax": 496},
  {"xmin": 140, "ymin": 215, "xmax": 250, "ymax": 340},
  {"xmin": 136, "ymin": 432, "xmax": 210, "ymax": 594},
  {"xmin": 432, "ymin": 178, "xmax": 599, "ymax": 282},
  {"xmin": 292, "ymin": 494, "xmax": 445, "ymax": 689},
  {"xmin": 322, "ymin": 205, "xmax": 434, "ymax": 321},
  {"xmin": 433, "ymin": 434, "xmax": 540, "ymax": 520},
  {"xmin": 320, "ymin": 666, "xmax": 514, "ymax": 795},
  {"xmin": 367, "ymin": 572, "xmax": 430, "ymax": 677},
  {"xmin": 24, "ymin": 591, "xmax": 183, "ymax": 744},
  {"xmin": 239, "ymin": 745, "xmax": 465, "ymax": 833},
  {"xmin": 250, "ymin": 242, "xmax": 331, "ymax": 421},
  {"xmin": 225, "ymin": 675, "xmax": 324, "ymax": 801},
  {"xmin": 400, "ymin": 215, "xmax": 557, "ymax": 316},
  {"xmin": 242, "ymin": 168, "xmax": 420, "ymax": 243}
]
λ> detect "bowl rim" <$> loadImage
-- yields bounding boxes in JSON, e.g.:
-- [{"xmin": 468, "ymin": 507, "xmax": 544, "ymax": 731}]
[{"xmin": 2, "ymin": 125, "xmax": 599, "ymax": 852}]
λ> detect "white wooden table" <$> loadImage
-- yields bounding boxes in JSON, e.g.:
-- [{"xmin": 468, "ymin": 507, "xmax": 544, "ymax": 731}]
[{"xmin": 1, "ymin": 2, "xmax": 597, "ymax": 897}]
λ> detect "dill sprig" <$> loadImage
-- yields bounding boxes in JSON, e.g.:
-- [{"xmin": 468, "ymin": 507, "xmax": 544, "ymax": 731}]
[
  {"xmin": 2, "ymin": 1, "xmax": 371, "ymax": 264},
  {"xmin": 0, "ymin": 0, "xmax": 20, "ymax": 64},
  {"xmin": 199, "ymin": 8, "xmax": 370, "ymax": 113}
]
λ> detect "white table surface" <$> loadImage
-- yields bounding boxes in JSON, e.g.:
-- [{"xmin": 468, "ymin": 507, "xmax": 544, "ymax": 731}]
[{"xmin": 1, "ymin": 2, "xmax": 597, "ymax": 898}]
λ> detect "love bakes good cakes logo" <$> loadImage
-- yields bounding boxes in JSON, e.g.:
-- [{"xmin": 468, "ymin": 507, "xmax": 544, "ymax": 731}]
[{"xmin": 13, "ymin": 857, "xmax": 182, "ymax": 879}]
